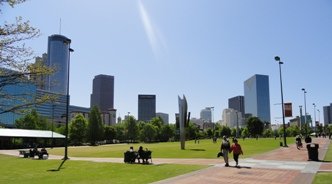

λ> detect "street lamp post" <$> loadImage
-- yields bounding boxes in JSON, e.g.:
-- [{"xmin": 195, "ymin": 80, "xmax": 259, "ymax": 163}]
[
  {"xmin": 302, "ymin": 88, "xmax": 307, "ymax": 136},
  {"xmin": 317, "ymin": 109, "xmax": 320, "ymax": 124},
  {"xmin": 313, "ymin": 103, "xmax": 316, "ymax": 132},
  {"xmin": 64, "ymin": 41, "xmax": 74, "ymax": 160},
  {"xmin": 274, "ymin": 56, "xmax": 287, "ymax": 147},
  {"xmin": 299, "ymin": 106, "xmax": 302, "ymax": 131},
  {"xmin": 52, "ymin": 102, "xmax": 55, "ymax": 148},
  {"xmin": 236, "ymin": 111, "xmax": 240, "ymax": 138}
]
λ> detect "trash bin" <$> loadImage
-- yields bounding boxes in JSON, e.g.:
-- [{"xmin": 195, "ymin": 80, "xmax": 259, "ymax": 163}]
[
  {"xmin": 279, "ymin": 142, "xmax": 283, "ymax": 147},
  {"xmin": 306, "ymin": 143, "xmax": 319, "ymax": 161}
]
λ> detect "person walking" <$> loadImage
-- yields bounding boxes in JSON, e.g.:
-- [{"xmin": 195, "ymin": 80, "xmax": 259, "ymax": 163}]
[
  {"xmin": 230, "ymin": 138, "xmax": 243, "ymax": 167},
  {"xmin": 221, "ymin": 136, "xmax": 230, "ymax": 167}
]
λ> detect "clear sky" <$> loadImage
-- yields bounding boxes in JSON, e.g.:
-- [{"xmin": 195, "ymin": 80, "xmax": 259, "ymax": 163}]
[{"xmin": 2, "ymin": 0, "xmax": 332, "ymax": 124}]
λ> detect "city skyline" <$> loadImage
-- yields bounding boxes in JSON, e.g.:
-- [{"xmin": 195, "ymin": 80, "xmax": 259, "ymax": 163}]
[{"xmin": 3, "ymin": 0, "xmax": 332, "ymax": 124}]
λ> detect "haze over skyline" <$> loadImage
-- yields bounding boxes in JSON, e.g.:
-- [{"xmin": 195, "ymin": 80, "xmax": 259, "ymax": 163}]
[{"xmin": 2, "ymin": 0, "xmax": 332, "ymax": 124}]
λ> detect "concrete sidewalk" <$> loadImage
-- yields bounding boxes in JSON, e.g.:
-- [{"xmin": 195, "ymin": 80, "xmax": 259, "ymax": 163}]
[
  {"xmin": 152, "ymin": 138, "xmax": 331, "ymax": 184},
  {"xmin": 0, "ymin": 138, "xmax": 331, "ymax": 184}
]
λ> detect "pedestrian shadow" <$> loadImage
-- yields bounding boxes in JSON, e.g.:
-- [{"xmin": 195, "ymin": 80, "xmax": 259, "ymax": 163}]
[
  {"xmin": 189, "ymin": 149, "xmax": 206, "ymax": 151},
  {"xmin": 229, "ymin": 165, "xmax": 252, "ymax": 169}
]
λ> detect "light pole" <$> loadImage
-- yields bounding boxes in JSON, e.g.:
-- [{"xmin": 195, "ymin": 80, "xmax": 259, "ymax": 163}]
[
  {"xmin": 302, "ymin": 88, "xmax": 307, "ymax": 136},
  {"xmin": 299, "ymin": 105, "xmax": 302, "ymax": 131},
  {"xmin": 51, "ymin": 102, "xmax": 55, "ymax": 148},
  {"xmin": 274, "ymin": 56, "xmax": 287, "ymax": 147},
  {"xmin": 64, "ymin": 41, "xmax": 74, "ymax": 160},
  {"xmin": 317, "ymin": 109, "xmax": 320, "ymax": 124},
  {"xmin": 313, "ymin": 103, "xmax": 316, "ymax": 132},
  {"xmin": 236, "ymin": 111, "xmax": 240, "ymax": 138}
]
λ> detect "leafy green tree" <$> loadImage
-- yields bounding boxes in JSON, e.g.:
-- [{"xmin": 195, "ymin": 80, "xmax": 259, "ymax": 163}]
[
  {"xmin": 263, "ymin": 128, "xmax": 273, "ymax": 137},
  {"xmin": 231, "ymin": 128, "xmax": 237, "ymax": 137},
  {"xmin": 87, "ymin": 106, "xmax": 104, "ymax": 145},
  {"xmin": 139, "ymin": 123, "xmax": 157, "ymax": 142},
  {"xmin": 220, "ymin": 125, "xmax": 231, "ymax": 137},
  {"xmin": 186, "ymin": 122, "xmax": 199, "ymax": 140},
  {"xmin": 246, "ymin": 117, "xmax": 264, "ymax": 137},
  {"xmin": 0, "ymin": 0, "xmax": 55, "ymax": 114},
  {"xmin": 159, "ymin": 124, "xmax": 174, "ymax": 142},
  {"xmin": 206, "ymin": 128, "xmax": 213, "ymax": 138},
  {"xmin": 104, "ymin": 125, "xmax": 116, "ymax": 142},
  {"xmin": 124, "ymin": 116, "xmax": 138, "ymax": 142},
  {"xmin": 241, "ymin": 127, "xmax": 249, "ymax": 138},
  {"xmin": 15, "ymin": 109, "xmax": 48, "ymax": 130},
  {"xmin": 69, "ymin": 114, "xmax": 87, "ymax": 146},
  {"xmin": 114, "ymin": 123, "xmax": 125, "ymax": 141}
]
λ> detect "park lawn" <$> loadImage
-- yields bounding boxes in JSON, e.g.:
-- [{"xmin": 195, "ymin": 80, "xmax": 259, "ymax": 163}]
[
  {"xmin": 313, "ymin": 141, "xmax": 332, "ymax": 184},
  {"xmin": 48, "ymin": 138, "xmax": 281, "ymax": 158},
  {"xmin": 0, "ymin": 154, "xmax": 207, "ymax": 184}
]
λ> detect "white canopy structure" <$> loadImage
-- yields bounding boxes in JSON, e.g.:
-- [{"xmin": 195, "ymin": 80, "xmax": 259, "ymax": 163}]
[{"xmin": 0, "ymin": 128, "xmax": 65, "ymax": 139}]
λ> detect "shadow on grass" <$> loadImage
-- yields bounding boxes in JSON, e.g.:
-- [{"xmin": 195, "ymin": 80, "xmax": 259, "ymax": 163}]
[
  {"xmin": 47, "ymin": 159, "xmax": 67, "ymax": 172},
  {"xmin": 188, "ymin": 149, "xmax": 206, "ymax": 151}
]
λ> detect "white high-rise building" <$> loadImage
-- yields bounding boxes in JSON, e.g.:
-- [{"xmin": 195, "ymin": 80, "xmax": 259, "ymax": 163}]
[{"xmin": 222, "ymin": 108, "xmax": 243, "ymax": 128}]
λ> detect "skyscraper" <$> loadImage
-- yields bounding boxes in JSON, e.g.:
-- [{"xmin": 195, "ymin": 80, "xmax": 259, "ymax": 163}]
[
  {"xmin": 90, "ymin": 74, "xmax": 114, "ymax": 112},
  {"xmin": 244, "ymin": 74, "xmax": 271, "ymax": 123},
  {"xmin": 47, "ymin": 34, "xmax": 72, "ymax": 95},
  {"xmin": 228, "ymin": 96, "xmax": 245, "ymax": 117},
  {"xmin": 138, "ymin": 94, "xmax": 156, "ymax": 122},
  {"xmin": 200, "ymin": 107, "xmax": 212, "ymax": 122},
  {"xmin": 323, "ymin": 104, "xmax": 332, "ymax": 125}
]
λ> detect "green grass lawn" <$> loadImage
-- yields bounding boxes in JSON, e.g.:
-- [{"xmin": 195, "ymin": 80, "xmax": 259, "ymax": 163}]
[
  {"xmin": 0, "ymin": 138, "xmax": 290, "ymax": 184},
  {"xmin": 0, "ymin": 154, "xmax": 206, "ymax": 184},
  {"xmin": 313, "ymin": 141, "xmax": 332, "ymax": 184},
  {"xmin": 48, "ymin": 138, "xmax": 281, "ymax": 158}
]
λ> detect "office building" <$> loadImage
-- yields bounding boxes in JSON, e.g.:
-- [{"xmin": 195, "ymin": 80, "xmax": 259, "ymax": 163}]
[
  {"xmin": 228, "ymin": 96, "xmax": 245, "ymax": 117},
  {"xmin": 222, "ymin": 108, "xmax": 243, "ymax": 128},
  {"xmin": 138, "ymin": 94, "xmax": 156, "ymax": 122},
  {"xmin": 90, "ymin": 74, "xmax": 114, "ymax": 112},
  {"xmin": 200, "ymin": 107, "xmax": 212, "ymax": 123},
  {"xmin": 323, "ymin": 104, "xmax": 332, "ymax": 125},
  {"xmin": 46, "ymin": 34, "xmax": 72, "ymax": 95},
  {"xmin": 244, "ymin": 74, "xmax": 271, "ymax": 123},
  {"xmin": 156, "ymin": 112, "xmax": 169, "ymax": 124}
]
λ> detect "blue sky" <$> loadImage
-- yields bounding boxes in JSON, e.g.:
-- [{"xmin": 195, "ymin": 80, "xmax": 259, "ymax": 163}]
[{"xmin": 2, "ymin": 0, "xmax": 332, "ymax": 124}]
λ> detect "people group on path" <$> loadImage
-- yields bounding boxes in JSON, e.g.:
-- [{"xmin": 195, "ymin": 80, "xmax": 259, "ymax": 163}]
[{"xmin": 220, "ymin": 136, "xmax": 243, "ymax": 167}]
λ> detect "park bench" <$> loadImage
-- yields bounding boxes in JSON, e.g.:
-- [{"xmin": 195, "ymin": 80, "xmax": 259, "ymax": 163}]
[
  {"xmin": 19, "ymin": 150, "xmax": 30, "ymax": 158},
  {"xmin": 124, "ymin": 150, "xmax": 152, "ymax": 164},
  {"xmin": 18, "ymin": 149, "xmax": 49, "ymax": 159}
]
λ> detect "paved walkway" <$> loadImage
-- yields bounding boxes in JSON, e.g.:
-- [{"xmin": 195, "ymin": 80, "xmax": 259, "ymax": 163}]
[{"xmin": 0, "ymin": 138, "xmax": 331, "ymax": 184}]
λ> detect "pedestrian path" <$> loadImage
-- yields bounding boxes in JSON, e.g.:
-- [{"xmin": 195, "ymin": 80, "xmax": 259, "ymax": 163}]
[
  {"xmin": 152, "ymin": 138, "xmax": 331, "ymax": 184},
  {"xmin": 0, "ymin": 138, "xmax": 330, "ymax": 184}
]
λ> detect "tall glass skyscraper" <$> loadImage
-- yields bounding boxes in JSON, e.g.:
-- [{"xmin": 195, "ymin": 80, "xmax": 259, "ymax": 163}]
[
  {"xmin": 90, "ymin": 74, "xmax": 114, "ymax": 112},
  {"xmin": 244, "ymin": 74, "xmax": 271, "ymax": 123},
  {"xmin": 228, "ymin": 96, "xmax": 245, "ymax": 117},
  {"xmin": 47, "ymin": 34, "xmax": 72, "ymax": 95},
  {"xmin": 138, "ymin": 94, "xmax": 156, "ymax": 122}
]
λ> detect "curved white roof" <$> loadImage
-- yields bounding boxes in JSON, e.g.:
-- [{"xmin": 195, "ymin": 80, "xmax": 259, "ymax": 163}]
[{"xmin": 0, "ymin": 128, "xmax": 65, "ymax": 138}]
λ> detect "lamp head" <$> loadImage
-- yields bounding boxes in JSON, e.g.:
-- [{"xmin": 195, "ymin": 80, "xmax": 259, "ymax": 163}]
[{"xmin": 274, "ymin": 56, "xmax": 280, "ymax": 61}]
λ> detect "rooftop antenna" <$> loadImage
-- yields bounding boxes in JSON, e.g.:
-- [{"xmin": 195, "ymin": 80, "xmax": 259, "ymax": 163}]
[{"xmin": 59, "ymin": 18, "xmax": 62, "ymax": 34}]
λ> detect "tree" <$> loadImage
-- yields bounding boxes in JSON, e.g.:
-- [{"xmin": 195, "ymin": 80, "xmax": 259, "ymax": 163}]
[
  {"xmin": 124, "ymin": 116, "xmax": 138, "ymax": 142},
  {"xmin": 246, "ymin": 117, "xmax": 264, "ymax": 137},
  {"xmin": 87, "ymin": 106, "xmax": 104, "ymax": 145},
  {"xmin": 241, "ymin": 128, "xmax": 249, "ymax": 138},
  {"xmin": 0, "ymin": 0, "xmax": 55, "ymax": 115},
  {"xmin": 104, "ymin": 125, "xmax": 116, "ymax": 142},
  {"xmin": 219, "ymin": 125, "xmax": 231, "ymax": 137},
  {"xmin": 263, "ymin": 128, "xmax": 273, "ymax": 137},
  {"xmin": 139, "ymin": 123, "xmax": 157, "ymax": 142},
  {"xmin": 159, "ymin": 124, "xmax": 174, "ymax": 142},
  {"xmin": 15, "ymin": 109, "xmax": 48, "ymax": 130},
  {"xmin": 69, "ymin": 114, "xmax": 87, "ymax": 146}
]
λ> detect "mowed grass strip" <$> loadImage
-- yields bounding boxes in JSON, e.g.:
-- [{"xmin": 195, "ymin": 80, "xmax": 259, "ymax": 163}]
[
  {"xmin": 48, "ymin": 138, "xmax": 281, "ymax": 158},
  {"xmin": 0, "ymin": 154, "xmax": 207, "ymax": 184},
  {"xmin": 313, "ymin": 141, "xmax": 332, "ymax": 184}
]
